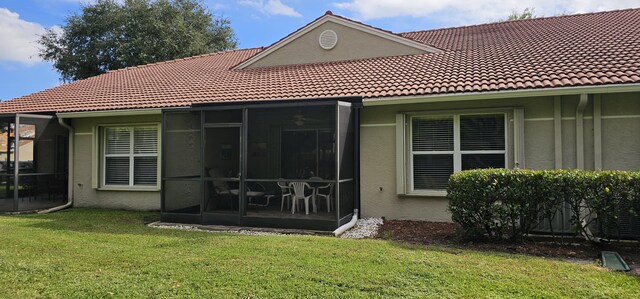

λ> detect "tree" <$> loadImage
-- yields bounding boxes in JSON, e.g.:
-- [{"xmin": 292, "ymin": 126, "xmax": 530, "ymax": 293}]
[
  {"xmin": 505, "ymin": 7, "xmax": 537, "ymax": 21},
  {"xmin": 38, "ymin": 0, "xmax": 237, "ymax": 82}
]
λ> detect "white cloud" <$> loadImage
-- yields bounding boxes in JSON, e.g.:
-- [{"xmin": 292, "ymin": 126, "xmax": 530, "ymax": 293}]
[
  {"xmin": 0, "ymin": 8, "xmax": 46, "ymax": 65},
  {"xmin": 333, "ymin": 0, "xmax": 640, "ymax": 23},
  {"xmin": 239, "ymin": 0, "xmax": 302, "ymax": 17}
]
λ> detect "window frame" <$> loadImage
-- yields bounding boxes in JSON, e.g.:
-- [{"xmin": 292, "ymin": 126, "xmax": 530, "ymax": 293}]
[
  {"xmin": 406, "ymin": 110, "xmax": 511, "ymax": 196},
  {"xmin": 100, "ymin": 123, "xmax": 161, "ymax": 190}
]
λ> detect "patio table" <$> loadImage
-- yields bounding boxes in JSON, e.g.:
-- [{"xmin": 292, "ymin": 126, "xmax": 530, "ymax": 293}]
[{"xmin": 229, "ymin": 189, "xmax": 273, "ymax": 207}]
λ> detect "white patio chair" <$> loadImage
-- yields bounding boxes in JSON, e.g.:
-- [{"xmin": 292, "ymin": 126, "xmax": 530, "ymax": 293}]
[
  {"xmin": 289, "ymin": 181, "xmax": 314, "ymax": 215},
  {"xmin": 277, "ymin": 180, "xmax": 292, "ymax": 211},
  {"xmin": 315, "ymin": 182, "xmax": 334, "ymax": 213}
]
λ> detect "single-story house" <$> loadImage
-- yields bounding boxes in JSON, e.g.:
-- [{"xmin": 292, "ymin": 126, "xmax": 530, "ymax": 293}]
[{"xmin": 1, "ymin": 9, "xmax": 639, "ymax": 231}]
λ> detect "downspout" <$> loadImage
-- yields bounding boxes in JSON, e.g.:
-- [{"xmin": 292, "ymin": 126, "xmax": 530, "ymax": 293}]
[
  {"xmin": 553, "ymin": 96, "xmax": 563, "ymax": 169},
  {"xmin": 593, "ymin": 95, "xmax": 603, "ymax": 170},
  {"xmin": 575, "ymin": 94, "xmax": 588, "ymax": 169},
  {"xmin": 38, "ymin": 117, "xmax": 74, "ymax": 213},
  {"xmin": 333, "ymin": 209, "xmax": 358, "ymax": 237},
  {"xmin": 575, "ymin": 94, "xmax": 601, "ymax": 242}
]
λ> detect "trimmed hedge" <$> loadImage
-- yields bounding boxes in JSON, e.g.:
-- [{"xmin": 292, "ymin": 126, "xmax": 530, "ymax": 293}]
[{"xmin": 447, "ymin": 169, "xmax": 640, "ymax": 240}]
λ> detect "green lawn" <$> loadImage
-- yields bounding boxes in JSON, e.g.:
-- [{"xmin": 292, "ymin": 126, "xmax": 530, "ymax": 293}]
[{"xmin": 0, "ymin": 209, "xmax": 638, "ymax": 298}]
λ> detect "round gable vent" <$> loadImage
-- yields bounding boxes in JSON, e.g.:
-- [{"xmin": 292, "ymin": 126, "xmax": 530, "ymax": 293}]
[{"xmin": 319, "ymin": 30, "xmax": 338, "ymax": 50}]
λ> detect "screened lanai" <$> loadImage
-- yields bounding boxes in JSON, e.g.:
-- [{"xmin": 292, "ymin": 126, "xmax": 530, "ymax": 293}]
[
  {"xmin": 161, "ymin": 99, "xmax": 360, "ymax": 230},
  {"xmin": 0, "ymin": 114, "xmax": 69, "ymax": 212}
]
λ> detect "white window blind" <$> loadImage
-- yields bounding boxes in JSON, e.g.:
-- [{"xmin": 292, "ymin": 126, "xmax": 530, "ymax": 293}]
[
  {"xmin": 134, "ymin": 127, "xmax": 158, "ymax": 154},
  {"xmin": 411, "ymin": 117, "xmax": 454, "ymax": 190},
  {"xmin": 105, "ymin": 157, "xmax": 130, "ymax": 185},
  {"xmin": 410, "ymin": 113, "xmax": 506, "ymax": 192},
  {"xmin": 103, "ymin": 126, "xmax": 158, "ymax": 187},
  {"xmin": 105, "ymin": 128, "xmax": 130, "ymax": 154}
]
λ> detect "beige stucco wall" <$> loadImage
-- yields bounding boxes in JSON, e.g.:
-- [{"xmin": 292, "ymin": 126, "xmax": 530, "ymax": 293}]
[
  {"xmin": 248, "ymin": 21, "xmax": 426, "ymax": 68},
  {"xmin": 359, "ymin": 92, "xmax": 640, "ymax": 221},
  {"xmin": 71, "ymin": 114, "xmax": 161, "ymax": 211}
]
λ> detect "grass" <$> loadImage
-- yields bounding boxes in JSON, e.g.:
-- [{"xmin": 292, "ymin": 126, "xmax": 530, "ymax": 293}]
[{"xmin": 0, "ymin": 209, "xmax": 638, "ymax": 298}]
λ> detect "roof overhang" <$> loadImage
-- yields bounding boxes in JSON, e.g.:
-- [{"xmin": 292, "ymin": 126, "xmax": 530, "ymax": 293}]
[
  {"xmin": 363, "ymin": 83, "xmax": 640, "ymax": 106},
  {"xmin": 56, "ymin": 108, "xmax": 162, "ymax": 119},
  {"xmin": 233, "ymin": 14, "xmax": 442, "ymax": 70}
]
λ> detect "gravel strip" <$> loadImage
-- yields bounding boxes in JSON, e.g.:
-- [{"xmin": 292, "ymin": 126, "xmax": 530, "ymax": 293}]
[
  {"xmin": 149, "ymin": 222, "xmax": 302, "ymax": 236},
  {"xmin": 340, "ymin": 217, "xmax": 383, "ymax": 239},
  {"xmin": 149, "ymin": 219, "xmax": 384, "ymax": 238}
]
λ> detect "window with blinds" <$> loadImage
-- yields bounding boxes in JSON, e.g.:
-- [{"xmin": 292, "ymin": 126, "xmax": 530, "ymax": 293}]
[
  {"xmin": 103, "ymin": 126, "xmax": 158, "ymax": 187},
  {"xmin": 411, "ymin": 113, "xmax": 506, "ymax": 191}
]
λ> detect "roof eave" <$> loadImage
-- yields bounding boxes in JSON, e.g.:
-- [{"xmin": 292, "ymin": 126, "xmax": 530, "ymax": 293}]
[
  {"xmin": 363, "ymin": 83, "xmax": 640, "ymax": 106},
  {"xmin": 56, "ymin": 108, "xmax": 163, "ymax": 119}
]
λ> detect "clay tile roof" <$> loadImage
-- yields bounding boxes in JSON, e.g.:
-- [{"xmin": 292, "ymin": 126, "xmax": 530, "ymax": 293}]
[{"xmin": 2, "ymin": 8, "xmax": 640, "ymax": 113}]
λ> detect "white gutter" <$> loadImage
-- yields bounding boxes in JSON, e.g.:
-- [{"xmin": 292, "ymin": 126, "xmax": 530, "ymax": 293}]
[
  {"xmin": 363, "ymin": 83, "xmax": 640, "ymax": 106},
  {"xmin": 333, "ymin": 209, "xmax": 358, "ymax": 237},
  {"xmin": 38, "ymin": 117, "xmax": 74, "ymax": 213}
]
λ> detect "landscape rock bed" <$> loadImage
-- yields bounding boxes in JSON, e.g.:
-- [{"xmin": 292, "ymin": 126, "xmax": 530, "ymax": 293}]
[{"xmin": 340, "ymin": 217, "xmax": 384, "ymax": 239}]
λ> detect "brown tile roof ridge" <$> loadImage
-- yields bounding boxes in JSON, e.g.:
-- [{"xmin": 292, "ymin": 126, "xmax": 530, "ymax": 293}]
[{"xmin": 400, "ymin": 7, "xmax": 640, "ymax": 36}]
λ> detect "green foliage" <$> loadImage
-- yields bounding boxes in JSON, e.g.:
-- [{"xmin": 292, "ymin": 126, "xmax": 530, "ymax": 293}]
[
  {"xmin": 0, "ymin": 209, "xmax": 638, "ymax": 297},
  {"xmin": 504, "ymin": 7, "xmax": 537, "ymax": 21},
  {"xmin": 448, "ymin": 169, "xmax": 640, "ymax": 241},
  {"xmin": 38, "ymin": 0, "xmax": 237, "ymax": 82}
]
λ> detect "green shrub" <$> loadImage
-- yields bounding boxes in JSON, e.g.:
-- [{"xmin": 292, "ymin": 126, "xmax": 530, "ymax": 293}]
[{"xmin": 447, "ymin": 169, "xmax": 640, "ymax": 241}]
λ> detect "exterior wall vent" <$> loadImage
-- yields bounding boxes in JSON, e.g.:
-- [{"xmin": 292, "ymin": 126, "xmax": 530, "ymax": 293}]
[{"xmin": 319, "ymin": 30, "xmax": 338, "ymax": 50}]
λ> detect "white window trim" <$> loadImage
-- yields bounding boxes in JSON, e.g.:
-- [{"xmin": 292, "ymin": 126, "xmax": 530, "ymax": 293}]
[
  {"xmin": 399, "ymin": 109, "xmax": 515, "ymax": 197},
  {"xmin": 99, "ymin": 123, "xmax": 161, "ymax": 191}
]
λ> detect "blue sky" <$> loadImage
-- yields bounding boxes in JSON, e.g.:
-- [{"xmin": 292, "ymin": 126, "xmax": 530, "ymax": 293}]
[{"xmin": 1, "ymin": 0, "xmax": 639, "ymax": 100}]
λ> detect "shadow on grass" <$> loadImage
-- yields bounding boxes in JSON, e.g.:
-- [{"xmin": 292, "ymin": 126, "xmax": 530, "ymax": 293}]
[
  {"xmin": 0, "ymin": 208, "xmax": 215, "ymax": 239},
  {"xmin": 3, "ymin": 208, "xmax": 335, "ymax": 241},
  {"xmin": 377, "ymin": 227, "xmax": 640, "ymax": 278}
]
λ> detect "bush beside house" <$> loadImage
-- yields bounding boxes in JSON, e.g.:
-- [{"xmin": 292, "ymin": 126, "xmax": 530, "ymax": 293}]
[{"xmin": 448, "ymin": 169, "xmax": 640, "ymax": 241}]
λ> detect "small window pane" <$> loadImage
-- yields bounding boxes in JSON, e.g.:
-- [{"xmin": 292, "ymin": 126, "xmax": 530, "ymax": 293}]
[
  {"xmin": 413, "ymin": 154, "xmax": 453, "ymax": 190},
  {"xmin": 18, "ymin": 139, "xmax": 34, "ymax": 171},
  {"xmin": 19, "ymin": 124, "xmax": 35, "ymax": 138},
  {"xmin": 105, "ymin": 128, "xmax": 130, "ymax": 154},
  {"xmin": 462, "ymin": 154, "xmax": 505, "ymax": 170},
  {"xmin": 105, "ymin": 157, "xmax": 130, "ymax": 185},
  {"xmin": 204, "ymin": 110, "xmax": 242, "ymax": 123},
  {"xmin": 134, "ymin": 127, "xmax": 158, "ymax": 154},
  {"xmin": 134, "ymin": 157, "xmax": 157, "ymax": 185},
  {"xmin": 460, "ymin": 114, "xmax": 505, "ymax": 151},
  {"xmin": 412, "ymin": 117, "xmax": 453, "ymax": 151}
]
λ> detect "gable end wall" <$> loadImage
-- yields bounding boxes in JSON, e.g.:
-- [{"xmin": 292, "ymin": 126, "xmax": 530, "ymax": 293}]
[{"xmin": 248, "ymin": 21, "xmax": 427, "ymax": 68}]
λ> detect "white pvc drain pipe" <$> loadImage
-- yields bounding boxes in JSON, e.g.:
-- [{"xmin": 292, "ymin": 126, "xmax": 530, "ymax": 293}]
[{"xmin": 333, "ymin": 209, "xmax": 358, "ymax": 237}]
